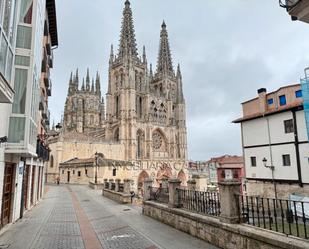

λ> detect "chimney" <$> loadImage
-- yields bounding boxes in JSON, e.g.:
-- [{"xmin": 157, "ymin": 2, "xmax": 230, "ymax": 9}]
[{"xmin": 257, "ymin": 88, "xmax": 267, "ymax": 113}]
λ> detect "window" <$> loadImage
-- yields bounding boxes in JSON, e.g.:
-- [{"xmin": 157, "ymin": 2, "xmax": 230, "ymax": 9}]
[
  {"xmin": 279, "ymin": 95, "xmax": 286, "ymax": 106},
  {"xmin": 62, "ymin": 170, "xmax": 64, "ymax": 174},
  {"xmin": 50, "ymin": 155, "xmax": 54, "ymax": 168},
  {"xmin": 85, "ymin": 169, "xmax": 88, "ymax": 175},
  {"xmin": 16, "ymin": 25, "xmax": 32, "ymax": 49},
  {"xmin": 8, "ymin": 117, "xmax": 25, "ymax": 143},
  {"xmin": 0, "ymin": 35, "xmax": 8, "ymax": 75},
  {"xmin": 282, "ymin": 154, "xmax": 291, "ymax": 166},
  {"xmin": 15, "ymin": 55, "xmax": 30, "ymax": 66},
  {"xmin": 295, "ymin": 90, "xmax": 302, "ymax": 98},
  {"xmin": 284, "ymin": 119, "xmax": 294, "ymax": 133},
  {"xmin": 78, "ymin": 171, "xmax": 81, "ymax": 177},
  {"xmin": 19, "ymin": 0, "xmax": 33, "ymax": 24},
  {"xmin": 73, "ymin": 170, "xmax": 75, "ymax": 174},
  {"xmin": 112, "ymin": 168, "xmax": 117, "ymax": 176},
  {"xmin": 12, "ymin": 68, "xmax": 27, "ymax": 114},
  {"xmin": 267, "ymin": 98, "xmax": 273, "ymax": 105},
  {"xmin": 250, "ymin": 157, "xmax": 257, "ymax": 167}
]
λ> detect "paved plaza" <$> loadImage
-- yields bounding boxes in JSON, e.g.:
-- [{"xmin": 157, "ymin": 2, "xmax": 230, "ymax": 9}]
[{"xmin": 0, "ymin": 185, "xmax": 218, "ymax": 249}]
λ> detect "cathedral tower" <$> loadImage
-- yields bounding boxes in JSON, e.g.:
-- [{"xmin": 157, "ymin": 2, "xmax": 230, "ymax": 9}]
[
  {"xmin": 64, "ymin": 69, "xmax": 105, "ymax": 133},
  {"xmin": 106, "ymin": 1, "xmax": 187, "ymax": 161}
]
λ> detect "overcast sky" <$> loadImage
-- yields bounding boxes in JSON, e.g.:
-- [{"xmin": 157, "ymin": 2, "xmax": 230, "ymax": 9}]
[{"xmin": 49, "ymin": 1, "xmax": 309, "ymax": 161}]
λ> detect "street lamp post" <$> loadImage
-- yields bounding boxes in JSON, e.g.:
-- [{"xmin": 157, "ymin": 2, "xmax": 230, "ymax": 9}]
[
  {"xmin": 95, "ymin": 152, "xmax": 98, "ymax": 184},
  {"xmin": 262, "ymin": 157, "xmax": 278, "ymax": 207}
]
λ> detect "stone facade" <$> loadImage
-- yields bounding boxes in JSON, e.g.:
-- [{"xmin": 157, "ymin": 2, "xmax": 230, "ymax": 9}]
[{"xmin": 46, "ymin": 1, "xmax": 188, "ymax": 193}]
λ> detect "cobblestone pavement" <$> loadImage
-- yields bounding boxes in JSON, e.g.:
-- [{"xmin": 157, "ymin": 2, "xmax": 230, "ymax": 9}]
[{"xmin": 0, "ymin": 185, "xmax": 218, "ymax": 249}]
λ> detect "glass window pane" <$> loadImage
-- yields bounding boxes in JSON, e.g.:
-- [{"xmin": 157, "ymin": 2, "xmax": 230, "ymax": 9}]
[
  {"xmin": 0, "ymin": 0, "xmax": 4, "ymax": 24},
  {"xmin": 0, "ymin": 35, "xmax": 8, "ymax": 75},
  {"xmin": 29, "ymin": 121, "xmax": 36, "ymax": 146},
  {"xmin": 5, "ymin": 48, "xmax": 12, "ymax": 81},
  {"xmin": 2, "ymin": 0, "xmax": 12, "ymax": 36},
  {"xmin": 19, "ymin": 0, "xmax": 32, "ymax": 24},
  {"xmin": 279, "ymin": 95, "xmax": 286, "ymax": 106},
  {"xmin": 8, "ymin": 117, "xmax": 25, "ymax": 143},
  {"xmin": 16, "ymin": 25, "xmax": 32, "ymax": 49},
  {"xmin": 12, "ymin": 68, "xmax": 27, "ymax": 114},
  {"xmin": 15, "ymin": 55, "xmax": 30, "ymax": 66}
]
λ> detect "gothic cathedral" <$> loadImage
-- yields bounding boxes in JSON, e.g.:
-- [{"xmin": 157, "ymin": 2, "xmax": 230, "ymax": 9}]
[{"xmin": 47, "ymin": 1, "xmax": 188, "ymax": 189}]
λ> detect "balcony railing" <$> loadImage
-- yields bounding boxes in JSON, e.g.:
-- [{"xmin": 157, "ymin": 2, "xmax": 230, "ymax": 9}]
[
  {"xmin": 177, "ymin": 189, "xmax": 221, "ymax": 217},
  {"xmin": 237, "ymin": 195, "xmax": 309, "ymax": 239},
  {"xmin": 149, "ymin": 187, "xmax": 169, "ymax": 204}
]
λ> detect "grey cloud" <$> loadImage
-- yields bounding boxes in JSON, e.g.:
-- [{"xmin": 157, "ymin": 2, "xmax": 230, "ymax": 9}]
[{"xmin": 49, "ymin": 0, "xmax": 309, "ymax": 160}]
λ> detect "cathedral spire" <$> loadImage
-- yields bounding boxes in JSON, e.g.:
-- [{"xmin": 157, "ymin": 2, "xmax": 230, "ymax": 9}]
[
  {"xmin": 149, "ymin": 63, "xmax": 153, "ymax": 78},
  {"xmin": 68, "ymin": 71, "xmax": 75, "ymax": 95},
  {"xmin": 81, "ymin": 78, "xmax": 85, "ymax": 91},
  {"xmin": 177, "ymin": 63, "xmax": 184, "ymax": 103},
  {"xmin": 75, "ymin": 68, "xmax": 79, "ymax": 90},
  {"xmin": 109, "ymin": 44, "xmax": 114, "ymax": 64},
  {"xmin": 143, "ymin": 45, "xmax": 147, "ymax": 64},
  {"xmin": 118, "ymin": 0, "xmax": 138, "ymax": 60},
  {"xmin": 96, "ymin": 71, "xmax": 101, "ymax": 96},
  {"xmin": 91, "ymin": 78, "xmax": 95, "ymax": 93},
  {"xmin": 156, "ymin": 21, "xmax": 174, "ymax": 76},
  {"xmin": 86, "ymin": 68, "xmax": 90, "ymax": 91}
]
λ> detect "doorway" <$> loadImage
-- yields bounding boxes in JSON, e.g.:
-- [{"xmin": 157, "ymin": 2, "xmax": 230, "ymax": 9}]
[
  {"xmin": 1, "ymin": 163, "xmax": 15, "ymax": 227},
  {"xmin": 67, "ymin": 171, "xmax": 70, "ymax": 183}
]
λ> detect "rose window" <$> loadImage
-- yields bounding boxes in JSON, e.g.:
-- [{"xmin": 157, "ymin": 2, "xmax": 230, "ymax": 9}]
[{"xmin": 152, "ymin": 132, "xmax": 163, "ymax": 150}]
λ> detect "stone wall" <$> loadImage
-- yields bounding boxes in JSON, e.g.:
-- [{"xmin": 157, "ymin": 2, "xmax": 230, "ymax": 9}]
[
  {"xmin": 102, "ymin": 189, "xmax": 131, "ymax": 204},
  {"xmin": 246, "ymin": 180, "xmax": 309, "ymax": 199},
  {"xmin": 143, "ymin": 201, "xmax": 309, "ymax": 249}
]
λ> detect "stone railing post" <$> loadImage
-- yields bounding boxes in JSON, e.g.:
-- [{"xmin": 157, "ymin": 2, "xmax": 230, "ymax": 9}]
[
  {"xmin": 109, "ymin": 179, "xmax": 114, "ymax": 190},
  {"xmin": 104, "ymin": 179, "xmax": 108, "ymax": 189},
  {"xmin": 218, "ymin": 180, "xmax": 241, "ymax": 224},
  {"xmin": 187, "ymin": 179, "xmax": 196, "ymax": 190},
  {"xmin": 168, "ymin": 178, "xmax": 182, "ymax": 208},
  {"xmin": 124, "ymin": 179, "xmax": 131, "ymax": 194},
  {"xmin": 115, "ymin": 179, "xmax": 121, "ymax": 192},
  {"xmin": 162, "ymin": 178, "xmax": 169, "ymax": 189},
  {"xmin": 143, "ymin": 178, "xmax": 153, "ymax": 201},
  {"xmin": 192, "ymin": 174, "xmax": 208, "ymax": 191}
]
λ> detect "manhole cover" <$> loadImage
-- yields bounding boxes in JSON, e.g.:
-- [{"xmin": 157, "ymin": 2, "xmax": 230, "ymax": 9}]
[
  {"xmin": 82, "ymin": 199, "xmax": 90, "ymax": 202},
  {"xmin": 123, "ymin": 208, "xmax": 131, "ymax": 211}
]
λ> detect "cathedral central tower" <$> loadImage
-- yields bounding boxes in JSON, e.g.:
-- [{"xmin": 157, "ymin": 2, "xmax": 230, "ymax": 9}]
[{"xmin": 105, "ymin": 1, "xmax": 187, "ymax": 161}]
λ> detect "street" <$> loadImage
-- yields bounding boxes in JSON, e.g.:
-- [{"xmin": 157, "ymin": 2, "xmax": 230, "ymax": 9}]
[{"xmin": 0, "ymin": 185, "xmax": 218, "ymax": 249}]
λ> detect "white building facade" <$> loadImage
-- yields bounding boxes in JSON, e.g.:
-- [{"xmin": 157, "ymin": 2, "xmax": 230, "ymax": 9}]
[
  {"xmin": 0, "ymin": 0, "xmax": 58, "ymax": 229},
  {"xmin": 234, "ymin": 85, "xmax": 309, "ymax": 199}
]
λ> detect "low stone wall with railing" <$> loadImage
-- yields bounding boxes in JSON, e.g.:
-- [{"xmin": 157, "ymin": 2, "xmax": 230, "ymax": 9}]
[
  {"xmin": 142, "ymin": 179, "xmax": 309, "ymax": 249},
  {"xmin": 102, "ymin": 178, "xmax": 132, "ymax": 204}
]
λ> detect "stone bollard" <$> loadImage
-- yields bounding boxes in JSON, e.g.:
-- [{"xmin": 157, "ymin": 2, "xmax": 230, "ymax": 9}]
[
  {"xmin": 218, "ymin": 180, "xmax": 241, "ymax": 224},
  {"xmin": 115, "ymin": 179, "xmax": 121, "ymax": 192},
  {"xmin": 143, "ymin": 178, "xmax": 153, "ymax": 201},
  {"xmin": 192, "ymin": 174, "xmax": 208, "ymax": 191},
  {"xmin": 109, "ymin": 179, "xmax": 114, "ymax": 190},
  {"xmin": 124, "ymin": 179, "xmax": 131, "ymax": 194},
  {"xmin": 187, "ymin": 179, "xmax": 197, "ymax": 190},
  {"xmin": 104, "ymin": 179, "xmax": 108, "ymax": 189},
  {"xmin": 168, "ymin": 178, "xmax": 182, "ymax": 208}
]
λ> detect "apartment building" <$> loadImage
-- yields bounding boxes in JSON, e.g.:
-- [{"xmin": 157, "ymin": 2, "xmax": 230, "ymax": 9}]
[
  {"xmin": 233, "ymin": 85, "xmax": 309, "ymax": 199},
  {"xmin": 0, "ymin": 0, "xmax": 58, "ymax": 228}
]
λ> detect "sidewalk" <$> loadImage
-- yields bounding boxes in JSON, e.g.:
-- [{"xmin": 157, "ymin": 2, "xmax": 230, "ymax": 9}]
[{"xmin": 0, "ymin": 185, "xmax": 218, "ymax": 249}]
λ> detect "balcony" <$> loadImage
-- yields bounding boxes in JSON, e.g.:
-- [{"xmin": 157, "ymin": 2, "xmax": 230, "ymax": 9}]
[
  {"xmin": 280, "ymin": 0, "xmax": 309, "ymax": 23},
  {"xmin": 44, "ymin": 74, "xmax": 50, "ymax": 88},
  {"xmin": 47, "ymin": 81, "xmax": 52, "ymax": 96},
  {"xmin": 46, "ymin": 43, "xmax": 51, "ymax": 55},
  {"xmin": 36, "ymin": 139, "xmax": 50, "ymax": 161},
  {"xmin": 39, "ymin": 95, "xmax": 45, "ymax": 111}
]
